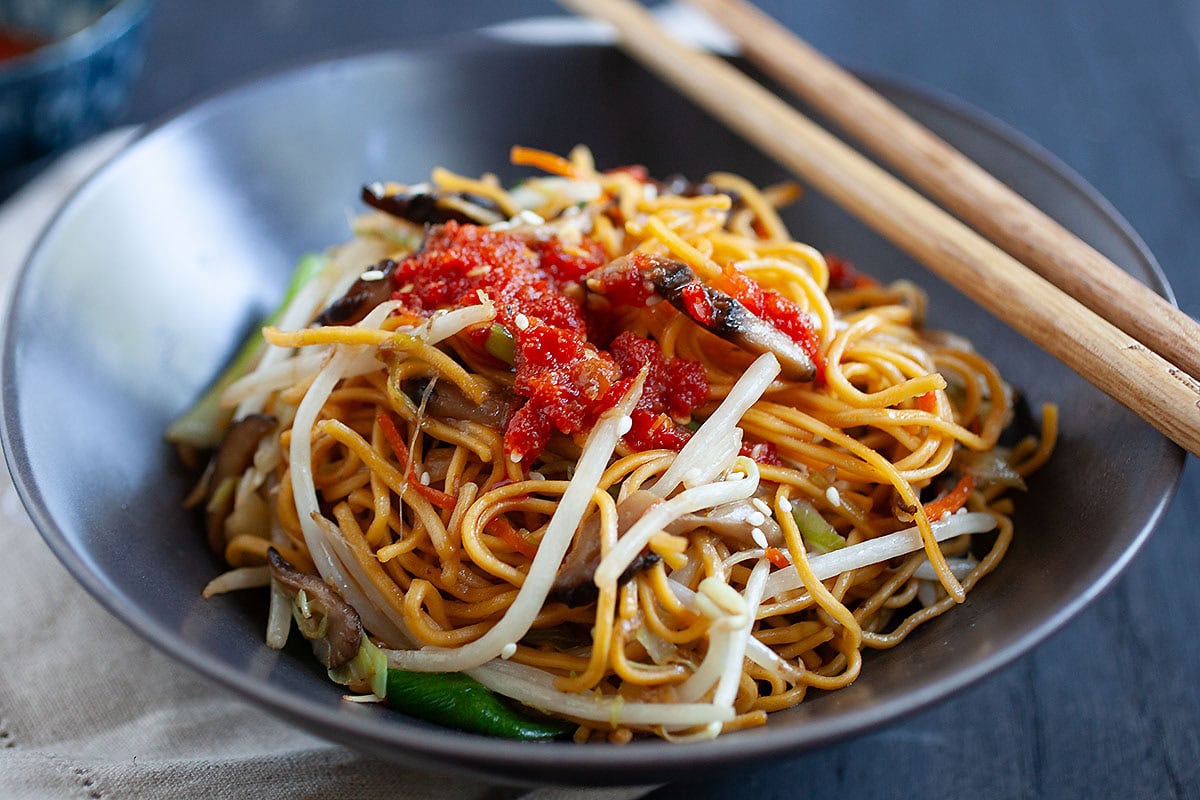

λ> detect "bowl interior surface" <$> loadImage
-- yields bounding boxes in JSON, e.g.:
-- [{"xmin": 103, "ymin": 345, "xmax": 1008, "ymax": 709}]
[{"xmin": 1, "ymin": 36, "xmax": 1183, "ymax": 785}]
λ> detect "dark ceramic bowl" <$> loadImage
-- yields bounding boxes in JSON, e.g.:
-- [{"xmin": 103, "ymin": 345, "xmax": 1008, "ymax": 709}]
[
  {"xmin": 0, "ymin": 30, "xmax": 1184, "ymax": 787},
  {"xmin": 0, "ymin": 0, "xmax": 151, "ymax": 169}
]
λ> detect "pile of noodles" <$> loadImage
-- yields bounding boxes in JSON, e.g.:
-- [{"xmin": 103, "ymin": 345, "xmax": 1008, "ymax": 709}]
[{"xmin": 193, "ymin": 146, "xmax": 1055, "ymax": 743}]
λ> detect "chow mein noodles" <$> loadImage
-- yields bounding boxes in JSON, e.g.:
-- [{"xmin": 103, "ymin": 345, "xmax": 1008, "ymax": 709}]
[{"xmin": 169, "ymin": 145, "xmax": 1056, "ymax": 743}]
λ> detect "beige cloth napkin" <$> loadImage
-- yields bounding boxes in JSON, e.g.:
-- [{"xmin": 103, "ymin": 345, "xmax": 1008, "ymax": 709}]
[{"xmin": 0, "ymin": 131, "xmax": 654, "ymax": 800}]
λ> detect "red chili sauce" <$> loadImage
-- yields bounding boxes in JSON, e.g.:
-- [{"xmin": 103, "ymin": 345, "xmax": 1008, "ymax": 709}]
[
  {"xmin": 717, "ymin": 266, "xmax": 826, "ymax": 384},
  {"xmin": 390, "ymin": 220, "xmax": 788, "ymax": 465},
  {"xmin": 0, "ymin": 27, "xmax": 45, "ymax": 61}
]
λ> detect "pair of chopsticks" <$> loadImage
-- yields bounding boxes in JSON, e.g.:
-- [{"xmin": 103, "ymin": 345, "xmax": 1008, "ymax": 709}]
[{"xmin": 558, "ymin": 0, "xmax": 1200, "ymax": 458}]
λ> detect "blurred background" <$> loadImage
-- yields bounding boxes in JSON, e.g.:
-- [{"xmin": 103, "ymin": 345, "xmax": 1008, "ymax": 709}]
[{"xmin": 2, "ymin": 1, "xmax": 1198, "ymax": 798}]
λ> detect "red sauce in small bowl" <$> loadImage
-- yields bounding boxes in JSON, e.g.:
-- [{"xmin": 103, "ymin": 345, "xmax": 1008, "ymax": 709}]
[{"xmin": 0, "ymin": 26, "xmax": 46, "ymax": 61}]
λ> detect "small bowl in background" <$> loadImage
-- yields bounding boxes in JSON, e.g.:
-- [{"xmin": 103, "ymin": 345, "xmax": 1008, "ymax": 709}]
[{"xmin": 0, "ymin": 0, "xmax": 151, "ymax": 171}]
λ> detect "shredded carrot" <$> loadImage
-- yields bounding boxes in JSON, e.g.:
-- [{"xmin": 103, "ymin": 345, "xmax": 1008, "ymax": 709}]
[
  {"xmin": 916, "ymin": 391, "xmax": 938, "ymax": 413},
  {"xmin": 765, "ymin": 547, "xmax": 790, "ymax": 570},
  {"xmin": 510, "ymin": 146, "xmax": 579, "ymax": 179},
  {"xmin": 412, "ymin": 478, "xmax": 457, "ymax": 510},
  {"xmin": 921, "ymin": 474, "xmax": 976, "ymax": 520},
  {"xmin": 486, "ymin": 515, "xmax": 539, "ymax": 560},
  {"xmin": 376, "ymin": 412, "xmax": 457, "ymax": 510},
  {"xmin": 376, "ymin": 411, "xmax": 411, "ymax": 462}
]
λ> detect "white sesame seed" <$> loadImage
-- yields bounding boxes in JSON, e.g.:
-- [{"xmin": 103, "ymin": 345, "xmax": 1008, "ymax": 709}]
[
  {"xmin": 360, "ymin": 269, "xmax": 385, "ymax": 281},
  {"xmin": 500, "ymin": 642, "xmax": 517, "ymax": 660},
  {"xmin": 747, "ymin": 511, "xmax": 767, "ymax": 527},
  {"xmin": 514, "ymin": 314, "xmax": 530, "ymax": 331},
  {"xmin": 955, "ymin": 506, "xmax": 967, "ymax": 515},
  {"xmin": 751, "ymin": 527, "xmax": 768, "ymax": 548},
  {"xmin": 825, "ymin": 486, "xmax": 841, "ymax": 506},
  {"xmin": 419, "ymin": 471, "xmax": 431, "ymax": 486},
  {"xmin": 778, "ymin": 498, "xmax": 793, "ymax": 514},
  {"xmin": 645, "ymin": 295, "xmax": 663, "ymax": 307},
  {"xmin": 750, "ymin": 498, "xmax": 772, "ymax": 517},
  {"xmin": 939, "ymin": 511, "xmax": 952, "ymax": 522},
  {"xmin": 510, "ymin": 452, "xmax": 523, "ymax": 463},
  {"xmin": 398, "ymin": 283, "xmax": 415, "ymax": 294},
  {"xmin": 529, "ymin": 471, "xmax": 546, "ymax": 481},
  {"xmin": 617, "ymin": 416, "xmax": 633, "ymax": 435}
]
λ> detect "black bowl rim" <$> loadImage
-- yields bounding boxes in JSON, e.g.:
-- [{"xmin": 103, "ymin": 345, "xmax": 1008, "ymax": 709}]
[
  {"xmin": 1, "ymin": 25, "xmax": 1186, "ymax": 785},
  {"xmin": 0, "ymin": 0, "xmax": 153, "ymax": 80}
]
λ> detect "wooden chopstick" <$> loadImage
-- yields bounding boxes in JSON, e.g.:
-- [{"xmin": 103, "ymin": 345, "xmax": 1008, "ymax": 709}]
[
  {"xmin": 687, "ymin": 0, "xmax": 1200, "ymax": 382},
  {"xmin": 557, "ymin": 0, "xmax": 1200, "ymax": 457}
]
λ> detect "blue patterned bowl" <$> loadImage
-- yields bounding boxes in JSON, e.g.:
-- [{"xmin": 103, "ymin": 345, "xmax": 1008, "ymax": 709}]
[{"xmin": 0, "ymin": 0, "xmax": 151, "ymax": 170}]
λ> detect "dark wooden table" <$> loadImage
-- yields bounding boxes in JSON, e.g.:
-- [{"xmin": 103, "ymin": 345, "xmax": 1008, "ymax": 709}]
[{"xmin": 10, "ymin": 1, "xmax": 1199, "ymax": 797}]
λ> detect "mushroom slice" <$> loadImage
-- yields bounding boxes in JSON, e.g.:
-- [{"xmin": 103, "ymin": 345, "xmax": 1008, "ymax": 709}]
[
  {"xmin": 318, "ymin": 268, "xmax": 395, "ymax": 326},
  {"xmin": 204, "ymin": 413, "xmax": 276, "ymax": 554},
  {"xmin": 670, "ymin": 498, "xmax": 783, "ymax": 549},
  {"xmin": 588, "ymin": 254, "xmax": 816, "ymax": 381},
  {"xmin": 267, "ymin": 548, "xmax": 363, "ymax": 670},
  {"xmin": 549, "ymin": 490, "xmax": 662, "ymax": 607},
  {"xmin": 361, "ymin": 183, "xmax": 501, "ymax": 225},
  {"xmin": 410, "ymin": 379, "xmax": 521, "ymax": 430}
]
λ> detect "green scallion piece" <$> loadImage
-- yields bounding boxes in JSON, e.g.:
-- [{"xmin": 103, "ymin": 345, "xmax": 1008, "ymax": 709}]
[
  {"xmin": 385, "ymin": 669, "xmax": 574, "ymax": 741},
  {"xmin": 485, "ymin": 323, "xmax": 516, "ymax": 365},
  {"xmin": 791, "ymin": 499, "xmax": 847, "ymax": 554}
]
